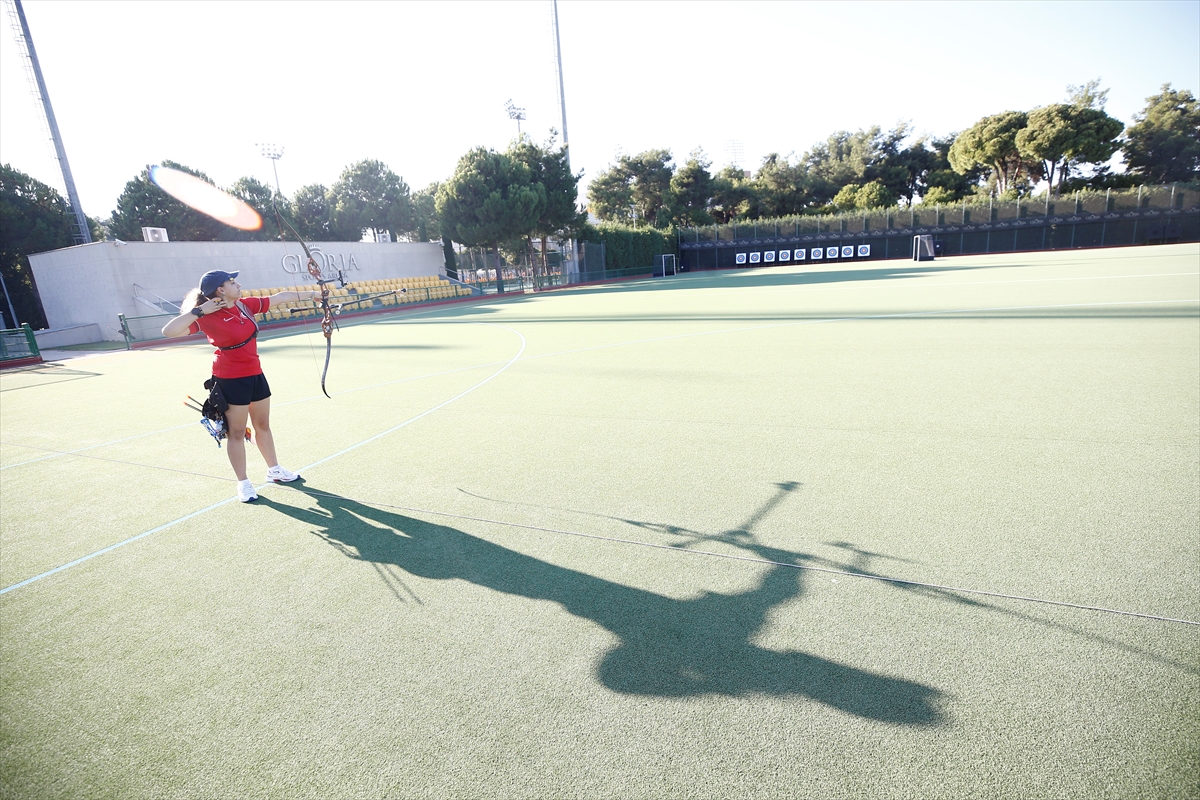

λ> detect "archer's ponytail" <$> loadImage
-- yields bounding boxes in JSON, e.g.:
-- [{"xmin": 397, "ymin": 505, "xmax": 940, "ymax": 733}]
[{"xmin": 182, "ymin": 288, "xmax": 204, "ymax": 311}]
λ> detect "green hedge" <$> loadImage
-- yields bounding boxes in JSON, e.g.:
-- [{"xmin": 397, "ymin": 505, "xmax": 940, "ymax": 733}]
[
  {"xmin": 577, "ymin": 222, "xmax": 678, "ymax": 272},
  {"xmin": 675, "ymin": 182, "xmax": 1200, "ymax": 242}
]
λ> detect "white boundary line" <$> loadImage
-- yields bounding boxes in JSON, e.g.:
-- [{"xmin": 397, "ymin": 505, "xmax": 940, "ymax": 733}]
[{"xmin": 0, "ymin": 324, "xmax": 526, "ymax": 596}]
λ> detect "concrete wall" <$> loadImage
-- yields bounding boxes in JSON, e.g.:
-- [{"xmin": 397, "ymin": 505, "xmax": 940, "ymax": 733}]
[{"xmin": 29, "ymin": 240, "xmax": 445, "ymax": 342}]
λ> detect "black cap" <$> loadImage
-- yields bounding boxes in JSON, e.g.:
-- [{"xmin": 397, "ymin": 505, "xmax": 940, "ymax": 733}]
[{"xmin": 199, "ymin": 270, "xmax": 239, "ymax": 296}]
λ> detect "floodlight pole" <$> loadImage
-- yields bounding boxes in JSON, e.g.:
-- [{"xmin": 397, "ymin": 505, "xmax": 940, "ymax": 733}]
[
  {"xmin": 505, "ymin": 99, "xmax": 526, "ymax": 136},
  {"xmin": 259, "ymin": 143, "xmax": 284, "ymax": 196},
  {"xmin": 11, "ymin": 0, "xmax": 91, "ymax": 243},
  {"xmin": 551, "ymin": 0, "xmax": 577, "ymax": 278},
  {"xmin": 552, "ymin": 0, "xmax": 569, "ymax": 158}
]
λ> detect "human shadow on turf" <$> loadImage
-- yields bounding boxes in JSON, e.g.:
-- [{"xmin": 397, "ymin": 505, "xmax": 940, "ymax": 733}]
[
  {"xmin": 457, "ymin": 489, "xmax": 1200, "ymax": 677},
  {"xmin": 258, "ymin": 482, "xmax": 945, "ymax": 726}
]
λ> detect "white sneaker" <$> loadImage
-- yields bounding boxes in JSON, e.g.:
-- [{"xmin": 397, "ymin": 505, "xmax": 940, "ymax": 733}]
[
  {"xmin": 237, "ymin": 480, "xmax": 258, "ymax": 503},
  {"xmin": 266, "ymin": 465, "xmax": 300, "ymax": 483}
]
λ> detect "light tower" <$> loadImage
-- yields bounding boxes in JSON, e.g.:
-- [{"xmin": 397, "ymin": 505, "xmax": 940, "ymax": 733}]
[
  {"xmin": 550, "ymin": 0, "xmax": 577, "ymax": 276},
  {"xmin": 7, "ymin": 0, "xmax": 91, "ymax": 243},
  {"xmin": 551, "ymin": 0, "xmax": 569, "ymax": 161},
  {"xmin": 505, "ymin": 99, "xmax": 526, "ymax": 136},
  {"xmin": 258, "ymin": 143, "xmax": 284, "ymax": 196}
]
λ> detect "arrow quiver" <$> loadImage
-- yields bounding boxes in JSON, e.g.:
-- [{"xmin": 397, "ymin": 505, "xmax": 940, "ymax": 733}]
[{"xmin": 186, "ymin": 379, "xmax": 250, "ymax": 448}]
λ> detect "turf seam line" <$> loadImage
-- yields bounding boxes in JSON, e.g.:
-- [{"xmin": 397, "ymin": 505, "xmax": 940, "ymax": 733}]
[
  {"xmin": 0, "ymin": 342, "xmax": 504, "ymax": 472},
  {"xmin": 0, "ymin": 442, "xmax": 234, "ymax": 482},
  {"xmin": 275, "ymin": 485, "xmax": 1200, "ymax": 628},
  {"xmin": 518, "ymin": 298, "xmax": 1200, "ymax": 362},
  {"xmin": 0, "ymin": 325, "xmax": 527, "ymax": 597},
  {"xmin": 291, "ymin": 324, "xmax": 525, "ymax": 474},
  {"xmin": 0, "ymin": 423, "xmax": 199, "ymax": 471},
  {"xmin": 731, "ymin": 271, "xmax": 1200, "ymax": 298}
]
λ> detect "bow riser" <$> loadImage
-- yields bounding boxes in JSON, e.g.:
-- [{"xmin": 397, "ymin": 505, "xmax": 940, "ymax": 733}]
[{"xmin": 274, "ymin": 202, "xmax": 343, "ymax": 398}]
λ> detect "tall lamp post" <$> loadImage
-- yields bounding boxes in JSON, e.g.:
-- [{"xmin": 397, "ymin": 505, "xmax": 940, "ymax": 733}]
[
  {"xmin": 258, "ymin": 143, "xmax": 284, "ymax": 196},
  {"xmin": 504, "ymin": 99, "xmax": 526, "ymax": 137},
  {"xmin": 10, "ymin": 0, "xmax": 91, "ymax": 243},
  {"xmin": 551, "ymin": 0, "xmax": 576, "ymax": 280}
]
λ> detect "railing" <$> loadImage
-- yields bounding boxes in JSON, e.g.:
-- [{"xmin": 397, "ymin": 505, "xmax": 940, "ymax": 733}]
[
  {"xmin": 0, "ymin": 323, "xmax": 40, "ymax": 362},
  {"xmin": 571, "ymin": 266, "xmax": 654, "ymax": 283},
  {"xmin": 132, "ymin": 284, "xmax": 182, "ymax": 315},
  {"xmin": 116, "ymin": 283, "xmax": 475, "ymax": 349},
  {"xmin": 458, "ymin": 269, "xmax": 566, "ymax": 294}
]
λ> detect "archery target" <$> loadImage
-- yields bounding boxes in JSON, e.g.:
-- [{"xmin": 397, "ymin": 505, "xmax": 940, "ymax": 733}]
[
  {"xmin": 795, "ymin": 249, "xmax": 806, "ymax": 260},
  {"xmin": 736, "ymin": 253, "xmax": 747, "ymax": 264},
  {"xmin": 810, "ymin": 248, "xmax": 822, "ymax": 260},
  {"xmin": 763, "ymin": 251, "xmax": 775, "ymax": 263},
  {"xmin": 778, "ymin": 250, "xmax": 791, "ymax": 261},
  {"xmin": 841, "ymin": 246, "xmax": 854, "ymax": 258},
  {"xmin": 749, "ymin": 252, "xmax": 761, "ymax": 263},
  {"xmin": 858, "ymin": 244, "xmax": 871, "ymax": 257},
  {"xmin": 825, "ymin": 247, "xmax": 838, "ymax": 258}
]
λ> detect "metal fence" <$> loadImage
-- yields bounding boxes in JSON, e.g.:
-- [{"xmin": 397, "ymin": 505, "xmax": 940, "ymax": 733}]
[
  {"xmin": 0, "ymin": 323, "xmax": 40, "ymax": 362},
  {"xmin": 114, "ymin": 283, "xmax": 478, "ymax": 349},
  {"xmin": 677, "ymin": 184, "xmax": 1200, "ymax": 270},
  {"xmin": 451, "ymin": 243, "xmax": 649, "ymax": 290},
  {"xmin": 572, "ymin": 265, "xmax": 654, "ymax": 283},
  {"xmin": 456, "ymin": 247, "xmax": 567, "ymax": 294}
]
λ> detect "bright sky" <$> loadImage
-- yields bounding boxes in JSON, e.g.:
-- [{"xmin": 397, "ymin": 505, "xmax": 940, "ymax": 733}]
[{"xmin": 2, "ymin": 0, "xmax": 1197, "ymax": 221}]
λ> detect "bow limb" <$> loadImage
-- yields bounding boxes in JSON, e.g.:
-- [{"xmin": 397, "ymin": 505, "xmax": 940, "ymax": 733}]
[
  {"xmin": 274, "ymin": 201, "xmax": 338, "ymax": 398},
  {"xmin": 318, "ymin": 284, "xmax": 335, "ymax": 397},
  {"xmin": 320, "ymin": 334, "xmax": 333, "ymax": 399}
]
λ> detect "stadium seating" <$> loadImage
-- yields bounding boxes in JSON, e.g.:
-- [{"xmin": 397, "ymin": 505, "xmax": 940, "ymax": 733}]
[{"xmin": 243, "ymin": 275, "xmax": 471, "ymax": 322}]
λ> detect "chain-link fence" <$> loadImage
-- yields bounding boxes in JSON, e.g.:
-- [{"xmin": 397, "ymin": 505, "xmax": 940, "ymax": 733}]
[
  {"xmin": 455, "ymin": 247, "xmax": 566, "ymax": 294},
  {"xmin": 678, "ymin": 184, "xmax": 1199, "ymax": 270}
]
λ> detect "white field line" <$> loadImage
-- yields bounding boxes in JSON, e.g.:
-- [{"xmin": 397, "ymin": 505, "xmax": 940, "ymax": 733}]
[{"xmin": 0, "ymin": 324, "xmax": 526, "ymax": 596}]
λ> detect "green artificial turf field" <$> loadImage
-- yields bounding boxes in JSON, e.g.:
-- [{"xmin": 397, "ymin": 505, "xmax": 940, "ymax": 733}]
[{"xmin": 2, "ymin": 244, "xmax": 1198, "ymax": 799}]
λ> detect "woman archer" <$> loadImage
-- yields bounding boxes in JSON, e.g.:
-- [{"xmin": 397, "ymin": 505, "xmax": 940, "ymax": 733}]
[{"xmin": 163, "ymin": 269, "xmax": 315, "ymax": 502}]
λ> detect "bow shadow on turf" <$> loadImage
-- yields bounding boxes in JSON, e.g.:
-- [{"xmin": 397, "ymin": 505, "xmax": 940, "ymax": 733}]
[{"xmin": 257, "ymin": 484, "xmax": 945, "ymax": 726}]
